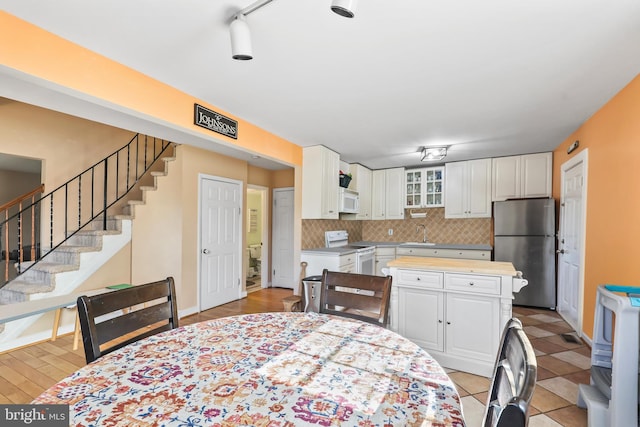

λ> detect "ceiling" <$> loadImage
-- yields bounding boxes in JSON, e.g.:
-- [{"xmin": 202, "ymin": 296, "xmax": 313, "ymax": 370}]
[
  {"xmin": 2, "ymin": 0, "xmax": 640, "ymax": 170},
  {"xmin": 0, "ymin": 153, "xmax": 41, "ymax": 174}
]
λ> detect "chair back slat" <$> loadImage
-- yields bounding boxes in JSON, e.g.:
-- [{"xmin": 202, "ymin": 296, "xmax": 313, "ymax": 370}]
[
  {"xmin": 86, "ymin": 284, "xmax": 174, "ymax": 317},
  {"xmin": 95, "ymin": 301, "xmax": 174, "ymax": 345},
  {"xmin": 319, "ymin": 269, "xmax": 392, "ymax": 326},
  {"xmin": 482, "ymin": 318, "xmax": 537, "ymax": 427},
  {"xmin": 77, "ymin": 277, "xmax": 179, "ymax": 364},
  {"xmin": 324, "ymin": 289, "xmax": 381, "ymax": 312}
]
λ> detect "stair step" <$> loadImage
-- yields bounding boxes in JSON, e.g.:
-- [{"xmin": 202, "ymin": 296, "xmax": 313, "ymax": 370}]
[
  {"xmin": 57, "ymin": 244, "xmax": 101, "ymax": 253},
  {"xmin": 151, "ymin": 171, "xmax": 167, "ymax": 177},
  {"xmin": 1, "ymin": 280, "xmax": 56, "ymax": 297},
  {"xmin": 140, "ymin": 185, "xmax": 156, "ymax": 192},
  {"xmin": 83, "ymin": 218, "xmax": 122, "ymax": 232},
  {"xmin": 76, "ymin": 229, "xmax": 120, "ymax": 236},
  {"xmin": 25, "ymin": 262, "xmax": 78, "ymax": 273},
  {"xmin": 113, "ymin": 214, "xmax": 134, "ymax": 220}
]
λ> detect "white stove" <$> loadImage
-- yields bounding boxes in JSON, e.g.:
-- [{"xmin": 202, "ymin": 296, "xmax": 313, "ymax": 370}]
[{"xmin": 325, "ymin": 230, "xmax": 376, "ymax": 275}]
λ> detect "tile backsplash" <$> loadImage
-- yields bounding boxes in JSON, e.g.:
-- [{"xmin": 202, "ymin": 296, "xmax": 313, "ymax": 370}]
[
  {"xmin": 302, "ymin": 219, "xmax": 362, "ymax": 249},
  {"xmin": 302, "ymin": 208, "xmax": 492, "ymax": 249}
]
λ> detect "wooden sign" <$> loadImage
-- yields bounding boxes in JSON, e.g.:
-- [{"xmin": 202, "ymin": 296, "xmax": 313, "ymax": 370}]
[{"xmin": 194, "ymin": 104, "xmax": 238, "ymax": 139}]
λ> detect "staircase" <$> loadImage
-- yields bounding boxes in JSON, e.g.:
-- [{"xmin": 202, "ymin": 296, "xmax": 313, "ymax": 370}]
[{"xmin": 0, "ymin": 136, "xmax": 176, "ymax": 341}]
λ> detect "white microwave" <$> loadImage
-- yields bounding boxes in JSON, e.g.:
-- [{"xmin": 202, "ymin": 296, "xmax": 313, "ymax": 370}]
[{"xmin": 339, "ymin": 188, "xmax": 359, "ymax": 213}]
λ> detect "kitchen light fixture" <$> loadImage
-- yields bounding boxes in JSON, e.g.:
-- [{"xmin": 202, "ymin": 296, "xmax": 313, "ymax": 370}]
[
  {"xmin": 331, "ymin": 0, "xmax": 357, "ymax": 18},
  {"xmin": 230, "ymin": 15, "xmax": 253, "ymax": 60},
  {"xmin": 421, "ymin": 147, "xmax": 447, "ymax": 162}
]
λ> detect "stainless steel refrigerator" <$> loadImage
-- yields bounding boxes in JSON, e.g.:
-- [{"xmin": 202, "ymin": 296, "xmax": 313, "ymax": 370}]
[{"xmin": 493, "ymin": 198, "xmax": 556, "ymax": 309}]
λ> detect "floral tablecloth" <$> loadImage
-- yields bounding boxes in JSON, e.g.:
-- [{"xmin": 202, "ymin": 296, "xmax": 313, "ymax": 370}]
[{"xmin": 34, "ymin": 312, "xmax": 466, "ymax": 426}]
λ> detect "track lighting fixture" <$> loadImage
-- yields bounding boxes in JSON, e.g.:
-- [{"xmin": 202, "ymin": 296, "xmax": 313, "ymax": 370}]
[
  {"xmin": 230, "ymin": 15, "xmax": 253, "ymax": 60},
  {"xmin": 230, "ymin": 0, "xmax": 356, "ymax": 60},
  {"xmin": 331, "ymin": 0, "xmax": 357, "ymax": 18}
]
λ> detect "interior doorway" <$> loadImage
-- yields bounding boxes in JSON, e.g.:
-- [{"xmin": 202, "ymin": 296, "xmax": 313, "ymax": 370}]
[
  {"xmin": 557, "ymin": 149, "xmax": 588, "ymax": 334},
  {"xmin": 0, "ymin": 153, "xmax": 43, "ymax": 282},
  {"xmin": 199, "ymin": 175, "xmax": 243, "ymax": 310},
  {"xmin": 271, "ymin": 187, "xmax": 294, "ymax": 289},
  {"xmin": 246, "ymin": 185, "xmax": 269, "ymax": 292}
]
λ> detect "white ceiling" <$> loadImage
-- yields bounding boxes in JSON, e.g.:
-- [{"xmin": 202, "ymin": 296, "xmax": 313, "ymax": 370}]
[{"xmin": 2, "ymin": 0, "xmax": 640, "ymax": 170}]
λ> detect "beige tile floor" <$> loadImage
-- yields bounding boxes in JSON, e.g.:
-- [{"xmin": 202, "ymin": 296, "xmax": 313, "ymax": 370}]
[{"xmin": 448, "ymin": 306, "xmax": 589, "ymax": 427}]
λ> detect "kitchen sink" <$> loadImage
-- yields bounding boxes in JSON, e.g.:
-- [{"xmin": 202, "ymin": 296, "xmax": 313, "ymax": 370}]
[{"xmin": 401, "ymin": 242, "xmax": 437, "ymax": 246}]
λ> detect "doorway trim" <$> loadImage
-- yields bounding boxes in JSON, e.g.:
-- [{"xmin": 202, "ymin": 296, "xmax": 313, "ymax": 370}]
[
  {"xmin": 272, "ymin": 187, "xmax": 295, "ymax": 289},
  {"xmin": 558, "ymin": 148, "xmax": 588, "ymax": 336},
  {"xmin": 197, "ymin": 173, "xmax": 244, "ymax": 312},
  {"xmin": 247, "ymin": 184, "xmax": 270, "ymax": 288}
]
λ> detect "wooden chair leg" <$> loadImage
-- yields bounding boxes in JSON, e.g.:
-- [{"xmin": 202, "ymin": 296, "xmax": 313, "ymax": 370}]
[
  {"xmin": 51, "ymin": 308, "xmax": 62, "ymax": 341},
  {"xmin": 73, "ymin": 312, "xmax": 81, "ymax": 351}
]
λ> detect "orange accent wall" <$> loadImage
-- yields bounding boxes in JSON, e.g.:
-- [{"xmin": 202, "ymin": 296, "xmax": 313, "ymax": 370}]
[
  {"xmin": 553, "ymin": 73, "xmax": 640, "ymax": 338},
  {"xmin": 0, "ymin": 11, "xmax": 302, "ymax": 167}
]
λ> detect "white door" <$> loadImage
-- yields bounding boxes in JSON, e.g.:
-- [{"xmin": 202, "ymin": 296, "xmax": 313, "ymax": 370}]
[
  {"xmin": 272, "ymin": 188, "xmax": 294, "ymax": 289},
  {"xmin": 558, "ymin": 149, "xmax": 588, "ymax": 333},
  {"xmin": 200, "ymin": 176, "xmax": 242, "ymax": 310}
]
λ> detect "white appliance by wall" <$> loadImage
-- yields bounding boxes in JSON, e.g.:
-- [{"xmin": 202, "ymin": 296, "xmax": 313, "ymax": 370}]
[
  {"xmin": 300, "ymin": 231, "xmax": 375, "ymax": 277},
  {"xmin": 338, "ymin": 188, "xmax": 359, "ymax": 213},
  {"xmin": 324, "ymin": 230, "xmax": 375, "ymax": 276}
]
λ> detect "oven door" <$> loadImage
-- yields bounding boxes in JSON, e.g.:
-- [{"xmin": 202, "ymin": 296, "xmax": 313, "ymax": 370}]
[{"xmin": 357, "ymin": 248, "xmax": 376, "ymax": 275}]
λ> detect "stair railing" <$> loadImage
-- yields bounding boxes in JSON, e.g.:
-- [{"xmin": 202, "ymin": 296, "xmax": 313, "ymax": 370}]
[
  {"xmin": 0, "ymin": 184, "xmax": 45, "ymax": 283},
  {"xmin": 0, "ymin": 134, "xmax": 173, "ymax": 288}
]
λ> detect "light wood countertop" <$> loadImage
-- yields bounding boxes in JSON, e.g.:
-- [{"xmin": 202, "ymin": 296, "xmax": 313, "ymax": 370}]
[{"xmin": 388, "ymin": 256, "xmax": 518, "ymax": 276}]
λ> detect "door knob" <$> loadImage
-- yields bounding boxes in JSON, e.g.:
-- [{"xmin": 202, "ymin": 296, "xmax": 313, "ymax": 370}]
[
  {"xmin": 556, "ymin": 249, "xmax": 565, "ymax": 254},
  {"xmin": 202, "ymin": 249, "xmax": 210, "ymax": 254}
]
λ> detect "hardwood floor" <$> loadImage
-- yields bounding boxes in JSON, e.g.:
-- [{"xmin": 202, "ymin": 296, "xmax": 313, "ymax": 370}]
[{"xmin": 0, "ymin": 287, "xmax": 292, "ymax": 404}]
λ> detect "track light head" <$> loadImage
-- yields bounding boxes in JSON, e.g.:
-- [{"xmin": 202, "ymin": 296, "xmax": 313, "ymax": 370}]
[
  {"xmin": 230, "ymin": 15, "xmax": 253, "ymax": 60},
  {"xmin": 331, "ymin": 0, "xmax": 357, "ymax": 18}
]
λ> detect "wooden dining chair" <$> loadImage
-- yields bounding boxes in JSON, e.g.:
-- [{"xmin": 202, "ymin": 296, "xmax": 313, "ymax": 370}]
[
  {"xmin": 282, "ymin": 261, "xmax": 307, "ymax": 312},
  {"xmin": 482, "ymin": 317, "xmax": 537, "ymax": 427},
  {"xmin": 77, "ymin": 277, "xmax": 179, "ymax": 364},
  {"xmin": 318, "ymin": 269, "xmax": 392, "ymax": 327}
]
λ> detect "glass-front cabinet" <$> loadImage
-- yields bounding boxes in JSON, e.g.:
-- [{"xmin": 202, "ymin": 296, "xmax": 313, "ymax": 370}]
[{"xmin": 405, "ymin": 167, "xmax": 444, "ymax": 208}]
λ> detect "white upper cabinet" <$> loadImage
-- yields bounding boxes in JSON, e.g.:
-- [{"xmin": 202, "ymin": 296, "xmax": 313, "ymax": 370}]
[
  {"xmin": 492, "ymin": 152, "xmax": 552, "ymax": 201},
  {"xmin": 349, "ymin": 163, "xmax": 372, "ymax": 220},
  {"xmin": 302, "ymin": 145, "xmax": 340, "ymax": 219},
  {"xmin": 372, "ymin": 167, "xmax": 405, "ymax": 220},
  {"xmin": 405, "ymin": 167, "xmax": 444, "ymax": 208},
  {"xmin": 521, "ymin": 153, "xmax": 553, "ymax": 198},
  {"xmin": 444, "ymin": 159, "xmax": 492, "ymax": 218}
]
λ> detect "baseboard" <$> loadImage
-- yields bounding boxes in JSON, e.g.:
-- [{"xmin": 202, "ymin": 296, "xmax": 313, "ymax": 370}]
[{"xmin": 179, "ymin": 305, "xmax": 199, "ymax": 319}]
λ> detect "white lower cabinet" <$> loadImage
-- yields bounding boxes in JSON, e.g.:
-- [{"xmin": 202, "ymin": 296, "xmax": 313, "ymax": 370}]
[
  {"xmin": 445, "ymin": 292, "xmax": 499, "ymax": 363},
  {"xmin": 391, "ymin": 268, "xmax": 512, "ymax": 377},
  {"xmin": 398, "ymin": 287, "xmax": 443, "ymax": 350},
  {"xmin": 396, "ymin": 247, "xmax": 491, "ymax": 260},
  {"xmin": 301, "ymin": 252, "xmax": 356, "ymax": 277},
  {"xmin": 375, "ymin": 246, "xmax": 396, "ymax": 276}
]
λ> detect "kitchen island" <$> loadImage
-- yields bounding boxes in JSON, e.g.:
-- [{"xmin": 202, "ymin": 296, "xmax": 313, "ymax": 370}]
[{"xmin": 388, "ymin": 256, "xmax": 527, "ymax": 377}]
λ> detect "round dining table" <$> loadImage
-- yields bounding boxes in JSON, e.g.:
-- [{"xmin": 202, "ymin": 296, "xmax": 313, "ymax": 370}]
[{"xmin": 33, "ymin": 312, "xmax": 466, "ymax": 426}]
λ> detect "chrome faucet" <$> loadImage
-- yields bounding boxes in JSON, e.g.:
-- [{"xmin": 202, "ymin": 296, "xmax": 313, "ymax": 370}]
[{"xmin": 416, "ymin": 224, "xmax": 428, "ymax": 243}]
